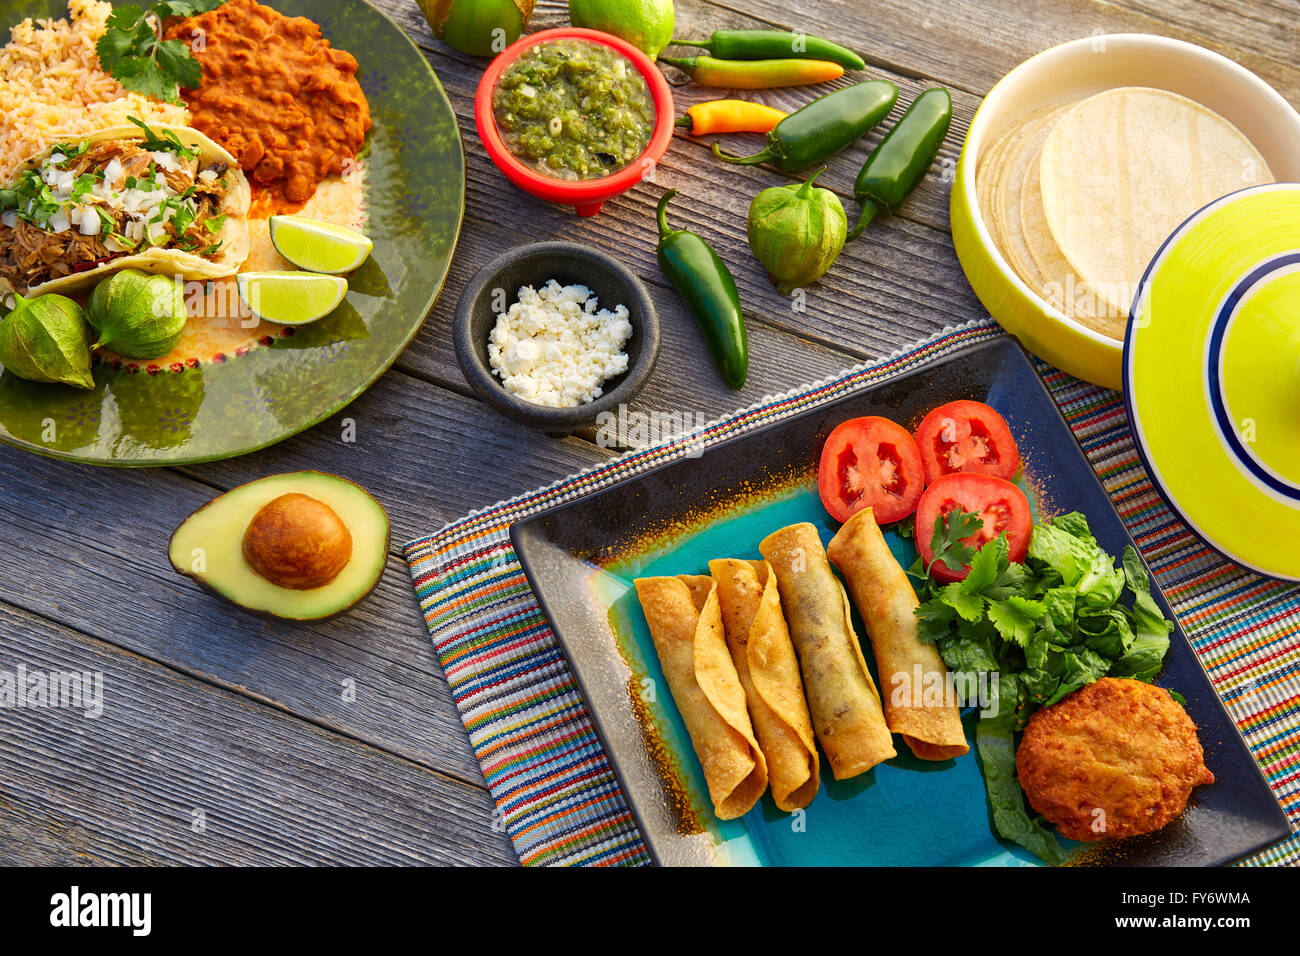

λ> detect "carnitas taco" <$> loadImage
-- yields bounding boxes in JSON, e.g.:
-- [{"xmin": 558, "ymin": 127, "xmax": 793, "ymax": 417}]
[{"xmin": 0, "ymin": 119, "xmax": 250, "ymax": 296}]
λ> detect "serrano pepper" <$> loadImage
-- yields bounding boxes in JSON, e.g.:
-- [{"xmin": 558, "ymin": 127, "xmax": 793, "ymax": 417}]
[
  {"xmin": 656, "ymin": 189, "xmax": 748, "ymax": 390},
  {"xmin": 673, "ymin": 30, "xmax": 866, "ymax": 70}
]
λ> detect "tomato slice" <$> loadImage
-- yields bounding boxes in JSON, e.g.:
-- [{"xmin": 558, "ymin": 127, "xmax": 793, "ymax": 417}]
[
  {"xmin": 818, "ymin": 416, "xmax": 925, "ymax": 524},
  {"xmin": 915, "ymin": 399, "xmax": 1021, "ymax": 485},
  {"xmin": 915, "ymin": 473, "xmax": 1032, "ymax": 583}
]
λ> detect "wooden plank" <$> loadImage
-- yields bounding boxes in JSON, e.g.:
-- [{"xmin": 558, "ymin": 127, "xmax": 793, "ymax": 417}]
[
  {"xmin": 373, "ymin": 0, "xmax": 984, "ymax": 388},
  {"xmin": 1103, "ymin": 0, "xmax": 1299, "ymax": 71},
  {"xmin": 0, "ymin": 600, "xmax": 516, "ymax": 865},
  {"xmin": 0, "ymin": 374, "xmax": 612, "ymax": 783},
  {"xmin": 180, "ymin": 368, "xmax": 612, "ymax": 538},
  {"xmin": 379, "ymin": 0, "xmax": 971, "ymax": 236},
  {"xmin": 714, "ymin": 0, "xmax": 1300, "ymax": 103},
  {"xmin": 389, "ymin": 213, "xmax": 864, "ymax": 428},
  {"xmin": 0, "ymin": 449, "xmax": 485, "ymax": 782}
]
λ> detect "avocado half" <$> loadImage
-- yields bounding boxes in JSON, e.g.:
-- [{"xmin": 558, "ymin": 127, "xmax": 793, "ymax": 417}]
[{"xmin": 168, "ymin": 472, "xmax": 390, "ymax": 622}]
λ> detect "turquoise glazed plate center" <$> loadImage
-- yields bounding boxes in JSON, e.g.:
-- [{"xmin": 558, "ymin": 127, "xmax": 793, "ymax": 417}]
[{"xmin": 604, "ymin": 483, "xmax": 1045, "ymax": 867}]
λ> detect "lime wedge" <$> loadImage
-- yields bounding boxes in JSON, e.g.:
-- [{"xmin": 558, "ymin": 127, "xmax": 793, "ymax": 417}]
[
  {"xmin": 236, "ymin": 272, "xmax": 348, "ymax": 326},
  {"xmin": 269, "ymin": 215, "xmax": 373, "ymax": 274}
]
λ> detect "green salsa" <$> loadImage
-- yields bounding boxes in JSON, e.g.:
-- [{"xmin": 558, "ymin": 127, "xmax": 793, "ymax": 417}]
[{"xmin": 493, "ymin": 38, "xmax": 656, "ymax": 181}]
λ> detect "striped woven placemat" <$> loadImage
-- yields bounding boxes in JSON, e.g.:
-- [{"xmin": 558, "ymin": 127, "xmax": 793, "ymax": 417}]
[{"xmin": 404, "ymin": 319, "xmax": 1300, "ymax": 867}]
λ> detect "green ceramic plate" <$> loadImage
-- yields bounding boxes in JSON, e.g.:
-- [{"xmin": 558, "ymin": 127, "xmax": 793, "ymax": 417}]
[{"xmin": 0, "ymin": 0, "xmax": 464, "ymax": 465}]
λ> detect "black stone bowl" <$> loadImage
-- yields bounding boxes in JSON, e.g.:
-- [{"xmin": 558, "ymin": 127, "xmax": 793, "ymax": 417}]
[{"xmin": 454, "ymin": 242, "xmax": 661, "ymax": 433}]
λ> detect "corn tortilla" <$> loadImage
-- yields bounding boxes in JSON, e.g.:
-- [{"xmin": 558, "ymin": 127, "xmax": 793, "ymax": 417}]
[
  {"xmin": 709, "ymin": 559, "xmax": 819, "ymax": 811},
  {"xmin": 634, "ymin": 575, "xmax": 768, "ymax": 820},
  {"xmin": 1039, "ymin": 86, "xmax": 1272, "ymax": 319}
]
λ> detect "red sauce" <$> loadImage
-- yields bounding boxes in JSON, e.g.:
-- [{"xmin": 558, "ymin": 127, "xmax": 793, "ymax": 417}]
[{"xmin": 166, "ymin": 0, "xmax": 372, "ymax": 210}]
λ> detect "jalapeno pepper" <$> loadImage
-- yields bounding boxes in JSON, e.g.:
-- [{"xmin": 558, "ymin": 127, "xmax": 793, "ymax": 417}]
[
  {"xmin": 659, "ymin": 55, "xmax": 844, "ymax": 89},
  {"xmin": 849, "ymin": 87, "xmax": 952, "ymax": 239},
  {"xmin": 711, "ymin": 79, "xmax": 898, "ymax": 172},
  {"xmin": 656, "ymin": 189, "xmax": 748, "ymax": 390},
  {"xmin": 674, "ymin": 30, "xmax": 866, "ymax": 70},
  {"xmin": 677, "ymin": 100, "xmax": 787, "ymax": 135}
]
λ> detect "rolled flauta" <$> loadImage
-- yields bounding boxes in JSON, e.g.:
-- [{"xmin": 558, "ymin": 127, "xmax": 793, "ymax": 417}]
[
  {"xmin": 827, "ymin": 509, "xmax": 970, "ymax": 761},
  {"xmin": 709, "ymin": 558, "xmax": 820, "ymax": 811},
  {"xmin": 634, "ymin": 575, "xmax": 768, "ymax": 820},
  {"xmin": 759, "ymin": 524, "xmax": 896, "ymax": 779}
]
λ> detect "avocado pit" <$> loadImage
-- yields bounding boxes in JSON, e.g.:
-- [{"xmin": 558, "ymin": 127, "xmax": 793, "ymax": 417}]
[{"xmin": 241, "ymin": 493, "xmax": 353, "ymax": 590}]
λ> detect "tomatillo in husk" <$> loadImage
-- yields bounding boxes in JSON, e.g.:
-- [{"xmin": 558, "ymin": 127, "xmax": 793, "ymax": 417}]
[
  {"xmin": 419, "ymin": 0, "xmax": 535, "ymax": 57},
  {"xmin": 0, "ymin": 292, "xmax": 94, "ymax": 389},
  {"xmin": 87, "ymin": 268, "xmax": 187, "ymax": 360},
  {"xmin": 747, "ymin": 169, "xmax": 847, "ymax": 294}
]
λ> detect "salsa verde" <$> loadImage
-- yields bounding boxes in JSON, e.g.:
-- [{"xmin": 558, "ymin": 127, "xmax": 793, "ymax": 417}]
[{"xmin": 493, "ymin": 38, "xmax": 656, "ymax": 181}]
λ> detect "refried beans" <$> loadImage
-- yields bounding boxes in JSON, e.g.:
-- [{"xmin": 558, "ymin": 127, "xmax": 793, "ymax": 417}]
[{"xmin": 165, "ymin": 0, "xmax": 371, "ymax": 208}]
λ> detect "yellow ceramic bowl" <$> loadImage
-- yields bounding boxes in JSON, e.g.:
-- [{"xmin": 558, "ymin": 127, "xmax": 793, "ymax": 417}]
[
  {"xmin": 1126, "ymin": 184, "xmax": 1300, "ymax": 581},
  {"xmin": 952, "ymin": 34, "xmax": 1300, "ymax": 390}
]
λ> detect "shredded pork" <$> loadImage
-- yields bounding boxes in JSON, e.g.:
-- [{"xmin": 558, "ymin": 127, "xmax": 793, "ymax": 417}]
[{"xmin": 0, "ymin": 138, "xmax": 231, "ymax": 291}]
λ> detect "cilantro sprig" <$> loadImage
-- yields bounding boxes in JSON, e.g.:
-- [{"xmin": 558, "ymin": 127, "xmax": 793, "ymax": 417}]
[
  {"xmin": 919, "ymin": 505, "xmax": 983, "ymax": 576},
  {"xmin": 126, "ymin": 116, "xmax": 199, "ymax": 159},
  {"xmin": 96, "ymin": 1, "xmax": 226, "ymax": 104},
  {"xmin": 910, "ymin": 507, "xmax": 1176, "ymax": 864}
]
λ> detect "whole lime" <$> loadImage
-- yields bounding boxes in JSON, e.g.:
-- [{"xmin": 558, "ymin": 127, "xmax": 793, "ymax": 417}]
[{"xmin": 569, "ymin": 0, "xmax": 675, "ymax": 60}]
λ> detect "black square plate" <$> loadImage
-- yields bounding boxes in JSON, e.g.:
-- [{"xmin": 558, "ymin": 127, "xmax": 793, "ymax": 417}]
[{"xmin": 511, "ymin": 338, "xmax": 1290, "ymax": 866}]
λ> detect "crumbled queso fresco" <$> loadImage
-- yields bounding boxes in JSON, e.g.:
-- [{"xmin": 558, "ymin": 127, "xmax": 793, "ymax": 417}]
[{"xmin": 487, "ymin": 280, "xmax": 634, "ymax": 408}]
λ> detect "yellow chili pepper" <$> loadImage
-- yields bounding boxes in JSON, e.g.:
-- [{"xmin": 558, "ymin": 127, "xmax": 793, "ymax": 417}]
[
  {"xmin": 659, "ymin": 56, "xmax": 846, "ymax": 89},
  {"xmin": 676, "ymin": 100, "xmax": 788, "ymax": 135}
]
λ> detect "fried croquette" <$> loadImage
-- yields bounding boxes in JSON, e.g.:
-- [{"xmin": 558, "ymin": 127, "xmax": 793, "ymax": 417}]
[{"xmin": 1015, "ymin": 677, "xmax": 1214, "ymax": 842}]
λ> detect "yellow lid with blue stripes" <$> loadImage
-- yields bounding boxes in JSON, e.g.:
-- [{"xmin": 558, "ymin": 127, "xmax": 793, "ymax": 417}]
[{"xmin": 1125, "ymin": 184, "xmax": 1300, "ymax": 580}]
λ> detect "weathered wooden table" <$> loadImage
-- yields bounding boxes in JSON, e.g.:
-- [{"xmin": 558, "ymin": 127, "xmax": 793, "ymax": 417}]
[{"xmin": 1, "ymin": 0, "xmax": 1294, "ymax": 865}]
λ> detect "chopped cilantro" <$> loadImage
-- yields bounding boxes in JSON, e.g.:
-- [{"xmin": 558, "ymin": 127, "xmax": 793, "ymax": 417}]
[
  {"xmin": 71, "ymin": 174, "xmax": 99, "ymax": 201},
  {"xmin": 128, "ymin": 116, "xmax": 200, "ymax": 159}
]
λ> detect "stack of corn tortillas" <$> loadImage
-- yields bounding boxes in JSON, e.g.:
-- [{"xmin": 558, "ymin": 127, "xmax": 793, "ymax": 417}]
[{"xmin": 976, "ymin": 86, "xmax": 1272, "ymax": 340}]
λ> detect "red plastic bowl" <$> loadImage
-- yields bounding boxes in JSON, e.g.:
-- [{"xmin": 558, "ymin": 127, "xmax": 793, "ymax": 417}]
[{"xmin": 475, "ymin": 27, "xmax": 675, "ymax": 218}]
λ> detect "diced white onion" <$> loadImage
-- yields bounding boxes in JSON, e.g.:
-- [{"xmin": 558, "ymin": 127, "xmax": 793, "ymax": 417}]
[
  {"xmin": 199, "ymin": 169, "xmax": 217, "ymax": 183},
  {"xmin": 151, "ymin": 150, "xmax": 184, "ymax": 173},
  {"xmin": 1, "ymin": 211, "xmax": 16, "ymax": 229},
  {"xmin": 48, "ymin": 213, "xmax": 70, "ymax": 234},
  {"xmin": 103, "ymin": 158, "xmax": 123, "ymax": 188},
  {"xmin": 79, "ymin": 209, "xmax": 102, "ymax": 236}
]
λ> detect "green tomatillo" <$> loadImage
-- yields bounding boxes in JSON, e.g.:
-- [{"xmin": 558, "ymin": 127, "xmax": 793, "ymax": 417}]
[
  {"xmin": 747, "ymin": 169, "xmax": 848, "ymax": 295},
  {"xmin": 87, "ymin": 269, "xmax": 187, "ymax": 360},
  {"xmin": 419, "ymin": 0, "xmax": 535, "ymax": 57},
  {"xmin": 0, "ymin": 291, "xmax": 94, "ymax": 389}
]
